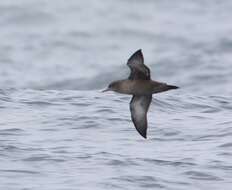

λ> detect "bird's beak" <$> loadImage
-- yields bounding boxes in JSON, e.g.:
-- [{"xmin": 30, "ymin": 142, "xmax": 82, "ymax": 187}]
[{"xmin": 102, "ymin": 88, "xmax": 110, "ymax": 92}]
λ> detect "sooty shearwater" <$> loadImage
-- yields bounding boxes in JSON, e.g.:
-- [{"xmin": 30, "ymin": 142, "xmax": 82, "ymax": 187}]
[{"xmin": 103, "ymin": 49, "xmax": 178, "ymax": 139}]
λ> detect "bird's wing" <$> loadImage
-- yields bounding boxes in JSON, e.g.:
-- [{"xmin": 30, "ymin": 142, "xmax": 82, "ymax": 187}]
[
  {"xmin": 130, "ymin": 95, "xmax": 152, "ymax": 138},
  {"xmin": 127, "ymin": 49, "xmax": 150, "ymax": 80}
]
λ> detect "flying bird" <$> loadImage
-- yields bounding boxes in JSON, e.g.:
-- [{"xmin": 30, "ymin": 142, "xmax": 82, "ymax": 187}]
[{"xmin": 103, "ymin": 50, "xmax": 178, "ymax": 138}]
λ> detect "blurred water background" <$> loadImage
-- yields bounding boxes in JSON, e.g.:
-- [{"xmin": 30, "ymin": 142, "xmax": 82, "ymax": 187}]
[{"xmin": 0, "ymin": 0, "xmax": 232, "ymax": 189}]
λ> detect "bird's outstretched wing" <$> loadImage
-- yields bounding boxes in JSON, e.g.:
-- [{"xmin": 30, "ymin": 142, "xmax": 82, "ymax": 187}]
[
  {"xmin": 130, "ymin": 95, "xmax": 152, "ymax": 138},
  {"xmin": 127, "ymin": 49, "xmax": 150, "ymax": 80}
]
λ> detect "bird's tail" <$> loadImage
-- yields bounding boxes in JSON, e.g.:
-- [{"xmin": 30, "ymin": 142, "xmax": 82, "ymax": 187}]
[
  {"xmin": 166, "ymin": 85, "xmax": 179, "ymax": 90},
  {"xmin": 154, "ymin": 84, "xmax": 179, "ymax": 93}
]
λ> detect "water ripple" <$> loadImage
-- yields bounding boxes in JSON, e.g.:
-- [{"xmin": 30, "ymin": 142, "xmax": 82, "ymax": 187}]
[{"xmin": 183, "ymin": 171, "xmax": 222, "ymax": 181}]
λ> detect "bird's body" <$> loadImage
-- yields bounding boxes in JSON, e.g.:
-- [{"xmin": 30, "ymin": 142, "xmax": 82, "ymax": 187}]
[
  {"xmin": 103, "ymin": 49, "xmax": 178, "ymax": 138},
  {"xmin": 108, "ymin": 79, "xmax": 178, "ymax": 96}
]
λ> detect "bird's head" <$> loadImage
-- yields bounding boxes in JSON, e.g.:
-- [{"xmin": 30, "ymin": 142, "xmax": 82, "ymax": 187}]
[{"xmin": 102, "ymin": 81, "xmax": 121, "ymax": 93}]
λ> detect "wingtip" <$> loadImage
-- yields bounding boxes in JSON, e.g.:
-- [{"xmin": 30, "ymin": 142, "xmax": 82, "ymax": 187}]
[
  {"xmin": 128, "ymin": 49, "xmax": 143, "ymax": 61},
  {"xmin": 138, "ymin": 130, "xmax": 147, "ymax": 139},
  {"xmin": 133, "ymin": 123, "xmax": 147, "ymax": 139},
  {"xmin": 141, "ymin": 134, "xmax": 147, "ymax": 139},
  {"xmin": 135, "ymin": 49, "xmax": 143, "ymax": 55}
]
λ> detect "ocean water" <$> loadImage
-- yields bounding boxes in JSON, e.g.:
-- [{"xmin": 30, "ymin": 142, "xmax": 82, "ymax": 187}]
[{"xmin": 0, "ymin": 0, "xmax": 232, "ymax": 189}]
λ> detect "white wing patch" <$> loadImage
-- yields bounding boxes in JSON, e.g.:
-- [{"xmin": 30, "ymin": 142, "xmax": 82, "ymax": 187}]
[
  {"xmin": 134, "ymin": 99, "xmax": 145, "ymax": 120},
  {"xmin": 130, "ymin": 95, "xmax": 152, "ymax": 138}
]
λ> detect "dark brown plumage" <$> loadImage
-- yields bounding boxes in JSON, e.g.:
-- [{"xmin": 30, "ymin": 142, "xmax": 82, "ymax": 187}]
[{"xmin": 103, "ymin": 49, "xmax": 178, "ymax": 138}]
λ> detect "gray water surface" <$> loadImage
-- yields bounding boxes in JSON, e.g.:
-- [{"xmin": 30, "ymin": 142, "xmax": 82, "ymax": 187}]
[{"xmin": 0, "ymin": 0, "xmax": 232, "ymax": 189}]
